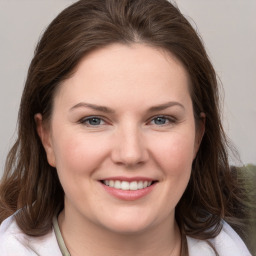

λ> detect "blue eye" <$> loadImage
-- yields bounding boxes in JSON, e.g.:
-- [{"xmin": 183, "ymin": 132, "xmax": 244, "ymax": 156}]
[
  {"xmin": 153, "ymin": 116, "xmax": 168, "ymax": 125},
  {"xmin": 81, "ymin": 117, "xmax": 105, "ymax": 126},
  {"xmin": 150, "ymin": 116, "xmax": 174, "ymax": 126}
]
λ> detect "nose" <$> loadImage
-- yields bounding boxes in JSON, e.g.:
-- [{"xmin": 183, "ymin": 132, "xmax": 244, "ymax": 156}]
[{"xmin": 111, "ymin": 125, "xmax": 149, "ymax": 167}]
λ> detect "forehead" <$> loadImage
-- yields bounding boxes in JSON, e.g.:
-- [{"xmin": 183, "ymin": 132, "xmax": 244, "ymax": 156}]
[{"xmin": 54, "ymin": 43, "xmax": 191, "ymax": 110}]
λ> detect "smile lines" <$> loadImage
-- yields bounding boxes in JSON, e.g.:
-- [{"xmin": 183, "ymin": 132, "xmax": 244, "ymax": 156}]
[{"xmin": 101, "ymin": 180, "xmax": 155, "ymax": 191}]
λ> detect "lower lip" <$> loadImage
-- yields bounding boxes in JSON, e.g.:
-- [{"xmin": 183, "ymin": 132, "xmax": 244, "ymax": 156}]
[{"xmin": 100, "ymin": 182, "xmax": 156, "ymax": 201}]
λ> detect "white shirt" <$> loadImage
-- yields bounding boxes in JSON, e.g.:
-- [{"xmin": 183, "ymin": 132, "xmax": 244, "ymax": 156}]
[{"xmin": 0, "ymin": 214, "xmax": 252, "ymax": 256}]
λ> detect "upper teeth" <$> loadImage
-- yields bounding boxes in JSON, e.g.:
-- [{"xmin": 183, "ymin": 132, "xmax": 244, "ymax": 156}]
[{"xmin": 103, "ymin": 180, "xmax": 152, "ymax": 191}]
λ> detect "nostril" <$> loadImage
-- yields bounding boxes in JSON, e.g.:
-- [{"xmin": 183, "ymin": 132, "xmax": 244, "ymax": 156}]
[{"xmin": 110, "ymin": 135, "xmax": 149, "ymax": 166}]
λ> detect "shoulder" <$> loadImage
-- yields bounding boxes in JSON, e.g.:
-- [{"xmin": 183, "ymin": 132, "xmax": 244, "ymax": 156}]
[
  {"xmin": 187, "ymin": 221, "xmax": 252, "ymax": 256},
  {"xmin": 0, "ymin": 213, "xmax": 61, "ymax": 255}
]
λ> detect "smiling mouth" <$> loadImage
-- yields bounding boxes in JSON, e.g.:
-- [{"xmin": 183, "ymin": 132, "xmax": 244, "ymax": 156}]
[{"xmin": 100, "ymin": 180, "xmax": 157, "ymax": 191}]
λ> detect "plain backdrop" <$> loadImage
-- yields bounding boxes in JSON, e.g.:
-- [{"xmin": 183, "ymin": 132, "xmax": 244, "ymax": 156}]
[{"xmin": 0, "ymin": 0, "xmax": 256, "ymax": 177}]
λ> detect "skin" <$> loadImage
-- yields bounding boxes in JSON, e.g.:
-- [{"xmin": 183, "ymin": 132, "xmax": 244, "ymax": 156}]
[{"xmin": 36, "ymin": 43, "xmax": 205, "ymax": 256}]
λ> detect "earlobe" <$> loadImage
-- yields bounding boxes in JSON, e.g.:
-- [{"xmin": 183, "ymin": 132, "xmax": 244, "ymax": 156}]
[{"xmin": 34, "ymin": 113, "xmax": 56, "ymax": 167}]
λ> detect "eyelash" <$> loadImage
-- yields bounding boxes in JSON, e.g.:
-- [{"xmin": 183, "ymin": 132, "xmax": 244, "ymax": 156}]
[
  {"xmin": 79, "ymin": 116, "xmax": 107, "ymax": 126},
  {"xmin": 79, "ymin": 115, "xmax": 177, "ymax": 127},
  {"xmin": 148, "ymin": 115, "xmax": 176, "ymax": 126}
]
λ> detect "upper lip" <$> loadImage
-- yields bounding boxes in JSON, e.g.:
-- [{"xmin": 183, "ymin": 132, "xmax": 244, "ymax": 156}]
[{"xmin": 99, "ymin": 176, "xmax": 157, "ymax": 182}]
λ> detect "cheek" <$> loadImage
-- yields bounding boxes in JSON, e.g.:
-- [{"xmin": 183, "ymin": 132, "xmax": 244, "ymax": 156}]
[
  {"xmin": 52, "ymin": 131, "xmax": 110, "ymax": 176},
  {"xmin": 149, "ymin": 131, "xmax": 196, "ymax": 175}
]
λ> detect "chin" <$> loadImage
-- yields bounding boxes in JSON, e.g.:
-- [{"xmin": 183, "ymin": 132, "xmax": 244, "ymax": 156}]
[
  {"xmin": 99, "ymin": 214, "xmax": 155, "ymax": 235},
  {"xmin": 106, "ymin": 223, "xmax": 150, "ymax": 235}
]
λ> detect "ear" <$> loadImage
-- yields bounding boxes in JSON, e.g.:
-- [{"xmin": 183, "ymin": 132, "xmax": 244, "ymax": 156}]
[
  {"xmin": 193, "ymin": 112, "xmax": 206, "ymax": 159},
  {"xmin": 34, "ymin": 113, "xmax": 56, "ymax": 167}
]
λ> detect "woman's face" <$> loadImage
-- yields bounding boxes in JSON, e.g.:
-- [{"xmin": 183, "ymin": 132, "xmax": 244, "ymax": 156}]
[{"xmin": 37, "ymin": 43, "xmax": 204, "ymax": 234}]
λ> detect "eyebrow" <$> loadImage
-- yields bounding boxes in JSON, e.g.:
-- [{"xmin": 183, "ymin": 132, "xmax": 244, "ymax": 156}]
[
  {"xmin": 147, "ymin": 101, "xmax": 185, "ymax": 112},
  {"xmin": 69, "ymin": 101, "xmax": 184, "ymax": 113},
  {"xmin": 69, "ymin": 102, "xmax": 115, "ymax": 113}
]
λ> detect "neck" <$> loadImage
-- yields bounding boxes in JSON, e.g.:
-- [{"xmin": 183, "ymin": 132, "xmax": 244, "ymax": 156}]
[{"xmin": 58, "ymin": 209, "xmax": 181, "ymax": 256}]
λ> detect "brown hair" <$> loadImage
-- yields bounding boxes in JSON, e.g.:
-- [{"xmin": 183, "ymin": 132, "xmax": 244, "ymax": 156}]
[{"xmin": 0, "ymin": 0, "xmax": 249, "ymax": 255}]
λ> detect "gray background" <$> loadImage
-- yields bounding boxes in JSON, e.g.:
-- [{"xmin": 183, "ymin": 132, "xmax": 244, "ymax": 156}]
[{"xmin": 0, "ymin": 0, "xmax": 256, "ymax": 177}]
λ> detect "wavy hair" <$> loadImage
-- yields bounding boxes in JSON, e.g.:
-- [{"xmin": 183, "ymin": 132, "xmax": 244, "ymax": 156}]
[{"xmin": 0, "ymin": 0, "xmax": 248, "ymax": 255}]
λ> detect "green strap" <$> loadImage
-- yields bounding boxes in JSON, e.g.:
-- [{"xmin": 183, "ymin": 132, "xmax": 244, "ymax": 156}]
[{"xmin": 53, "ymin": 215, "xmax": 71, "ymax": 256}]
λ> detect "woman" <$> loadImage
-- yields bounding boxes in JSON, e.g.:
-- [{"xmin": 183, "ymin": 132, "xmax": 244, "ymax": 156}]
[{"xmin": 0, "ymin": 0, "xmax": 252, "ymax": 255}]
